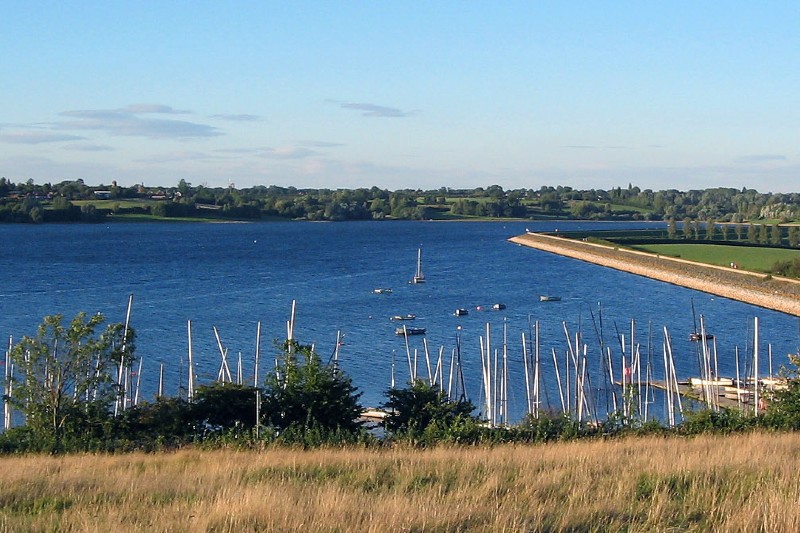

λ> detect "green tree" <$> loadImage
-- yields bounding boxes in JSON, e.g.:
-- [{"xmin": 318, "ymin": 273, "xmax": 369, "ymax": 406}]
[
  {"xmin": 115, "ymin": 397, "xmax": 195, "ymax": 449},
  {"xmin": 9, "ymin": 313, "xmax": 133, "ymax": 452},
  {"xmin": 682, "ymin": 217, "xmax": 692, "ymax": 239},
  {"xmin": 51, "ymin": 196, "xmax": 72, "ymax": 211},
  {"xmin": 747, "ymin": 224, "xmax": 758, "ymax": 243},
  {"xmin": 758, "ymin": 224, "xmax": 769, "ymax": 244},
  {"xmin": 771, "ymin": 224, "xmax": 782, "ymax": 246},
  {"xmin": 80, "ymin": 203, "xmax": 102, "ymax": 222},
  {"xmin": 666, "ymin": 218, "xmax": 677, "ymax": 239},
  {"xmin": 706, "ymin": 219, "xmax": 716, "ymax": 240},
  {"xmin": 262, "ymin": 340, "xmax": 363, "ymax": 438},
  {"xmin": 193, "ymin": 383, "xmax": 260, "ymax": 432},
  {"xmin": 29, "ymin": 206, "xmax": 43, "ymax": 223},
  {"xmin": 763, "ymin": 355, "xmax": 800, "ymax": 429},
  {"xmin": 382, "ymin": 380, "xmax": 476, "ymax": 439},
  {"xmin": 788, "ymin": 226, "xmax": 800, "ymax": 248}
]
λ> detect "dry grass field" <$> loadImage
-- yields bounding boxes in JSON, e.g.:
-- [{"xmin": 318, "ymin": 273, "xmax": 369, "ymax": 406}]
[{"xmin": 2, "ymin": 432, "xmax": 800, "ymax": 532}]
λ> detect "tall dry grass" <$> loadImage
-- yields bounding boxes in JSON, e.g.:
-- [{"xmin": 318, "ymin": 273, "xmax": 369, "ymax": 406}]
[{"xmin": 1, "ymin": 432, "xmax": 800, "ymax": 532}]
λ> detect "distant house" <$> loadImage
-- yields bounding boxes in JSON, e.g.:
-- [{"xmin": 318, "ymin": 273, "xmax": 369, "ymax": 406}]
[{"xmin": 94, "ymin": 190, "xmax": 112, "ymax": 199}]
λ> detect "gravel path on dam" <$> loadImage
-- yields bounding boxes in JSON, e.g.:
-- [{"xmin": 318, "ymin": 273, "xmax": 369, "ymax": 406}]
[{"xmin": 509, "ymin": 232, "xmax": 800, "ymax": 317}]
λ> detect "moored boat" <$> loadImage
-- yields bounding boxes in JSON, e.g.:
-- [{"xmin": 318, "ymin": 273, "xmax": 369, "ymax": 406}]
[
  {"xmin": 373, "ymin": 288, "xmax": 393, "ymax": 294},
  {"xmin": 395, "ymin": 326, "xmax": 426, "ymax": 336},
  {"xmin": 453, "ymin": 308, "xmax": 469, "ymax": 316},
  {"xmin": 409, "ymin": 247, "xmax": 425, "ymax": 284},
  {"xmin": 539, "ymin": 295, "xmax": 561, "ymax": 302},
  {"xmin": 390, "ymin": 314, "xmax": 416, "ymax": 321},
  {"xmin": 491, "ymin": 303, "xmax": 506, "ymax": 310},
  {"xmin": 690, "ymin": 377, "xmax": 734, "ymax": 388}
]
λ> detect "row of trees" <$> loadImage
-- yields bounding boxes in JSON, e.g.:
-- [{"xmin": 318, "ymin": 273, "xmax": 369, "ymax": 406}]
[
  {"xmin": 2, "ymin": 177, "xmax": 800, "ymax": 223},
  {"xmin": 663, "ymin": 219, "xmax": 800, "ymax": 247},
  {"xmin": 5, "ymin": 312, "xmax": 800, "ymax": 454}
]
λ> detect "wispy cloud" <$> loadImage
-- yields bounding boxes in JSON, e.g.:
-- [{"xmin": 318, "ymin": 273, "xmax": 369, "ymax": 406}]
[
  {"xmin": 210, "ymin": 114, "xmax": 262, "ymax": 122},
  {"xmin": 0, "ymin": 131, "xmax": 85, "ymax": 144},
  {"xmin": 135, "ymin": 151, "xmax": 219, "ymax": 164},
  {"xmin": 737, "ymin": 154, "xmax": 786, "ymax": 163},
  {"xmin": 564, "ymin": 144, "xmax": 637, "ymax": 150},
  {"xmin": 57, "ymin": 105, "xmax": 221, "ymax": 139},
  {"xmin": 123, "ymin": 104, "xmax": 190, "ymax": 114},
  {"xmin": 340, "ymin": 102, "xmax": 414, "ymax": 118},
  {"xmin": 63, "ymin": 143, "xmax": 114, "ymax": 152},
  {"xmin": 260, "ymin": 146, "xmax": 318, "ymax": 159},
  {"xmin": 296, "ymin": 140, "xmax": 344, "ymax": 148}
]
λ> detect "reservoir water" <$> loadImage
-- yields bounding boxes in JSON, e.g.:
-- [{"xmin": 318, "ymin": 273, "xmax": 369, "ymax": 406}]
[{"xmin": 1, "ymin": 220, "xmax": 798, "ymax": 423}]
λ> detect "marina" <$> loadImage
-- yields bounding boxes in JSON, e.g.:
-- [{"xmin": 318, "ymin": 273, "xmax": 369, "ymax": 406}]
[{"xmin": 1, "ymin": 220, "xmax": 798, "ymax": 424}]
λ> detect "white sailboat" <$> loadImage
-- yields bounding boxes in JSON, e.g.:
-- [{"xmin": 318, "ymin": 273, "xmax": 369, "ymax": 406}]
[{"xmin": 409, "ymin": 247, "xmax": 425, "ymax": 284}]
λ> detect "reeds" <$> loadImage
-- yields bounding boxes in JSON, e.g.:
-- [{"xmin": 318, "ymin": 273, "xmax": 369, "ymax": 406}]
[{"xmin": 1, "ymin": 432, "xmax": 800, "ymax": 532}]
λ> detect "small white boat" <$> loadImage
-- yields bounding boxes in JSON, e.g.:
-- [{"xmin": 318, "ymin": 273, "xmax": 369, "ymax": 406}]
[
  {"xmin": 539, "ymin": 295, "xmax": 561, "ymax": 302},
  {"xmin": 491, "ymin": 303, "xmax": 506, "ymax": 310},
  {"xmin": 373, "ymin": 288, "xmax": 393, "ymax": 294},
  {"xmin": 690, "ymin": 377, "xmax": 734, "ymax": 388},
  {"xmin": 396, "ymin": 326, "xmax": 426, "ymax": 336},
  {"xmin": 390, "ymin": 314, "xmax": 416, "ymax": 321}
]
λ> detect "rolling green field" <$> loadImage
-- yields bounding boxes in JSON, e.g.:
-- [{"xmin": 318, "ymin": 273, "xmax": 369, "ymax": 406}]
[{"xmin": 631, "ymin": 243, "xmax": 800, "ymax": 273}]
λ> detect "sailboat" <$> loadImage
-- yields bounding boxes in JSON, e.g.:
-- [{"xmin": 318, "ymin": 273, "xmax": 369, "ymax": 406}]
[
  {"xmin": 409, "ymin": 247, "xmax": 425, "ymax": 284},
  {"xmin": 689, "ymin": 298, "xmax": 713, "ymax": 342}
]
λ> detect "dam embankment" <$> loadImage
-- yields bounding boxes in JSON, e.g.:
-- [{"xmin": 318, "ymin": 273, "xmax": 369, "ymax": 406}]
[{"xmin": 509, "ymin": 232, "xmax": 800, "ymax": 317}]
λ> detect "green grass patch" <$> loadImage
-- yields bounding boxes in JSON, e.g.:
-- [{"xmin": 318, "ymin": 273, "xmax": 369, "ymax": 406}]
[
  {"xmin": 72, "ymin": 199, "xmax": 158, "ymax": 209},
  {"xmin": 631, "ymin": 243, "xmax": 800, "ymax": 273},
  {"xmin": 107, "ymin": 213, "xmax": 236, "ymax": 223},
  {"xmin": 582, "ymin": 201, "xmax": 651, "ymax": 214}
]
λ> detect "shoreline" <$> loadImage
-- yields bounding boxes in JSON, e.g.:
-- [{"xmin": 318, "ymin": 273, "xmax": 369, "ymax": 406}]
[{"xmin": 509, "ymin": 232, "xmax": 800, "ymax": 317}]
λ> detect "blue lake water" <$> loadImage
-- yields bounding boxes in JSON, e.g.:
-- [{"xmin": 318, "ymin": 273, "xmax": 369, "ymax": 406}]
[{"xmin": 1, "ymin": 220, "xmax": 798, "ymax": 423}]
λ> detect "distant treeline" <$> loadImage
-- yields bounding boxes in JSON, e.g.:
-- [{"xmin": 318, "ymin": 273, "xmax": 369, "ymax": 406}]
[{"xmin": 1, "ymin": 177, "xmax": 799, "ymax": 223}]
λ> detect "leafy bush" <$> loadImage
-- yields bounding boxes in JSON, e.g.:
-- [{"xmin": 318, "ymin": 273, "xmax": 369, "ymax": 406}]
[
  {"xmin": 262, "ymin": 340, "xmax": 364, "ymax": 438},
  {"xmin": 382, "ymin": 380, "xmax": 478, "ymax": 444},
  {"xmin": 679, "ymin": 408, "xmax": 755, "ymax": 435}
]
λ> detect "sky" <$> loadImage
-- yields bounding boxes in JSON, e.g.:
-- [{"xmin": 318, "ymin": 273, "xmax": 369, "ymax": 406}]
[{"xmin": 1, "ymin": 2, "xmax": 798, "ymax": 192}]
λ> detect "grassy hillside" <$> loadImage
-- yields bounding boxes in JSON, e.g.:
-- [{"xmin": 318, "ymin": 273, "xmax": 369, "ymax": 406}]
[{"xmin": 2, "ymin": 432, "xmax": 799, "ymax": 531}]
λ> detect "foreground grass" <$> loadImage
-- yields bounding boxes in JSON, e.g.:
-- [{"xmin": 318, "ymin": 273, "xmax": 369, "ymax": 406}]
[
  {"xmin": 2, "ymin": 432, "xmax": 800, "ymax": 532},
  {"xmin": 632, "ymin": 243, "xmax": 800, "ymax": 273}
]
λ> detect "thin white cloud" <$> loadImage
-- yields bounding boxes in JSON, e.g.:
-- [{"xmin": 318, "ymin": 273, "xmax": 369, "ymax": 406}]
[
  {"xmin": 737, "ymin": 154, "xmax": 786, "ymax": 163},
  {"xmin": 123, "ymin": 104, "xmax": 190, "ymax": 114},
  {"xmin": 296, "ymin": 140, "xmax": 344, "ymax": 148},
  {"xmin": 62, "ymin": 143, "xmax": 114, "ymax": 152},
  {"xmin": 0, "ymin": 131, "xmax": 85, "ymax": 144},
  {"xmin": 57, "ymin": 106, "xmax": 221, "ymax": 139},
  {"xmin": 210, "ymin": 114, "xmax": 262, "ymax": 122},
  {"xmin": 215, "ymin": 147, "xmax": 261, "ymax": 154},
  {"xmin": 260, "ymin": 146, "xmax": 317, "ymax": 159},
  {"xmin": 135, "ymin": 151, "xmax": 219, "ymax": 164},
  {"xmin": 340, "ymin": 102, "xmax": 414, "ymax": 118}
]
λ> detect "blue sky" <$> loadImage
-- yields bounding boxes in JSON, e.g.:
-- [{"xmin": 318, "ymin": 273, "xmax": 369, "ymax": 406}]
[{"xmin": 2, "ymin": 2, "xmax": 798, "ymax": 192}]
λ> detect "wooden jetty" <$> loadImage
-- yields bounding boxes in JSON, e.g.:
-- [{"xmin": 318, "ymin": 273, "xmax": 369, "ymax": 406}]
[{"xmin": 647, "ymin": 380, "xmax": 759, "ymax": 411}]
